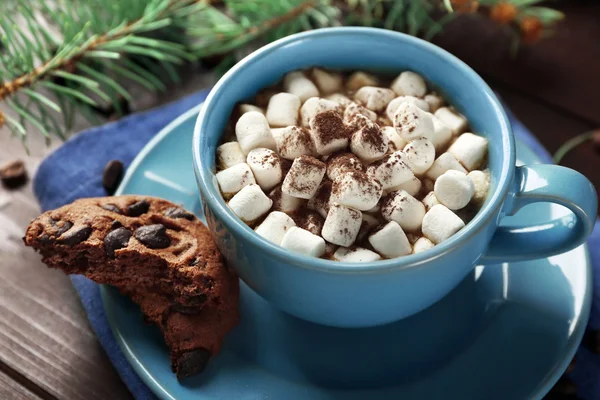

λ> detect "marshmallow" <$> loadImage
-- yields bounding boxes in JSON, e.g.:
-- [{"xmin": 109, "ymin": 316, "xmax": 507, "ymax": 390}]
[
  {"xmin": 239, "ymin": 104, "xmax": 265, "ymax": 115},
  {"xmin": 282, "ymin": 155, "xmax": 326, "ymax": 199},
  {"xmin": 422, "ymin": 191, "xmax": 441, "ymax": 211},
  {"xmin": 393, "ymin": 102, "xmax": 435, "ymax": 142},
  {"xmin": 271, "ymin": 126, "xmax": 315, "ymax": 160},
  {"xmin": 343, "ymin": 102, "xmax": 378, "ymax": 127},
  {"xmin": 425, "ymin": 152, "xmax": 467, "ymax": 181},
  {"xmin": 270, "ymin": 185, "xmax": 305, "ymax": 213},
  {"xmin": 366, "ymin": 151, "xmax": 414, "ymax": 190},
  {"xmin": 280, "ymin": 226, "xmax": 326, "ymax": 257},
  {"xmin": 295, "ymin": 210, "xmax": 325, "ymax": 236},
  {"xmin": 235, "ymin": 111, "xmax": 276, "ymax": 154},
  {"xmin": 300, "ymin": 97, "xmax": 340, "ymax": 126},
  {"xmin": 228, "ymin": 183, "xmax": 272, "ymax": 223},
  {"xmin": 434, "ymin": 107, "xmax": 468, "ymax": 135},
  {"xmin": 364, "ymin": 202, "xmax": 381, "ymax": 215},
  {"xmin": 413, "ymin": 237, "xmax": 435, "ymax": 254},
  {"xmin": 369, "ymin": 221, "xmax": 412, "ymax": 258},
  {"xmin": 357, "ymin": 213, "xmax": 380, "ymax": 242},
  {"xmin": 354, "ymin": 86, "xmax": 395, "ymax": 112},
  {"xmin": 307, "ymin": 179, "xmax": 332, "ymax": 218},
  {"xmin": 350, "ymin": 120, "xmax": 388, "ymax": 162},
  {"xmin": 216, "ymin": 142, "xmax": 245, "ymax": 170},
  {"xmin": 255, "ymin": 211, "xmax": 296, "ymax": 245},
  {"xmin": 422, "ymin": 204, "xmax": 465, "ymax": 244},
  {"xmin": 333, "ymin": 247, "xmax": 381, "ymax": 262},
  {"xmin": 266, "ymin": 93, "xmax": 301, "ymax": 127},
  {"xmin": 390, "ymin": 176, "xmax": 422, "ymax": 197},
  {"xmin": 403, "ymin": 137, "xmax": 435, "ymax": 176},
  {"xmin": 309, "ymin": 110, "xmax": 349, "ymax": 155},
  {"xmin": 424, "ymin": 94, "xmax": 444, "ymax": 113},
  {"xmin": 331, "ymin": 171, "xmax": 382, "ymax": 211},
  {"xmin": 246, "ymin": 148, "xmax": 283, "ymax": 191},
  {"xmin": 283, "ymin": 71, "xmax": 319, "ymax": 102},
  {"xmin": 216, "ymin": 163, "xmax": 256, "ymax": 197},
  {"xmin": 322, "ymin": 204, "xmax": 362, "ymax": 247},
  {"xmin": 447, "ymin": 132, "xmax": 488, "ymax": 171},
  {"xmin": 468, "ymin": 170, "xmax": 490, "ymax": 205},
  {"xmin": 346, "ymin": 71, "xmax": 378, "ymax": 92},
  {"xmin": 325, "ymin": 93, "xmax": 353, "ymax": 107},
  {"xmin": 386, "ymin": 96, "xmax": 430, "ymax": 121},
  {"xmin": 434, "ymin": 170, "xmax": 474, "ymax": 210},
  {"xmin": 391, "ymin": 71, "xmax": 427, "ymax": 97},
  {"xmin": 381, "ymin": 189, "xmax": 426, "ymax": 231},
  {"xmin": 326, "ymin": 152, "xmax": 365, "ymax": 181},
  {"xmin": 428, "ymin": 115, "xmax": 453, "ymax": 151},
  {"xmin": 382, "ymin": 126, "xmax": 407, "ymax": 152},
  {"xmin": 311, "ymin": 69, "xmax": 343, "ymax": 95}
]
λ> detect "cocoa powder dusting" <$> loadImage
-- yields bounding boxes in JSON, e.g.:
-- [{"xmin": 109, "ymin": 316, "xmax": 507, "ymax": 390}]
[{"xmin": 312, "ymin": 110, "xmax": 348, "ymax": 145}]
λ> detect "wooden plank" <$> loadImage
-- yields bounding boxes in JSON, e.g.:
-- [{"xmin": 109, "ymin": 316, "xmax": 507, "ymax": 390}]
[{"xmin": 0, "ymin": 367, "xmax": 44, "ymax": 400}]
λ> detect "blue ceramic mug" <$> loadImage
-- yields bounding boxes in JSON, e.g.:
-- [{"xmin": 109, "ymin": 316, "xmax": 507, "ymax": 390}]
[{"xmin": 193, "ymin": 28, "xmax": 597, "ymax": 328}]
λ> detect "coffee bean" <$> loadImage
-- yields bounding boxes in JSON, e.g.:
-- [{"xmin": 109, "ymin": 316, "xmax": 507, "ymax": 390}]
[
  {"xmin": 102, "ymin": 160, "xmax": 124, "ymax": 195},
  {"xmin": 102, "ymin": 204, "xmax": 123, "ymax": 214},
  {"xmin": 57, "ymin": 226, "xmax": 92, "ymax": 246},
  {"xmin": 134, "ymin": 224, "xmax": 170, "ymax": 248},
  {"xmin": 165, "ymin": 207, "xmax": 195, "ymax": 220},
  {"xmin": 175, "ymin": 348, "xmax": 210, "ymax": 379},
  {"xmin": 127, "ymin": 200, "xmax": 150, "ymax": 217},
  {"xmin": 104, "ymin": 227, "xmax": 132, "ymax": 257},
  {"xmin": 0, "ymin": 160, "xmax": 28, "ymax": 190}
]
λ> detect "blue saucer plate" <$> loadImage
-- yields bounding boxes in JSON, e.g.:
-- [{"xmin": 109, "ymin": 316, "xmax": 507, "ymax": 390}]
[{"xmin": 106, "ymin": 104, "xmax": 591, "ymax": 400}]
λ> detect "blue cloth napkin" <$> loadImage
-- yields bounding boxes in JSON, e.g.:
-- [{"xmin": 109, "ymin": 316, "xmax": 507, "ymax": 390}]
[{"xmin": 33, "ymin": 90, "xmax": 600, "ymax": 400}]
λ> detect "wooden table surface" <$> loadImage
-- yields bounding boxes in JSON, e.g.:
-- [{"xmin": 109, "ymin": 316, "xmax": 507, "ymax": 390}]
[{"xmin": 1, "ymin": 3, "xmax": 598, "ymax": 399}]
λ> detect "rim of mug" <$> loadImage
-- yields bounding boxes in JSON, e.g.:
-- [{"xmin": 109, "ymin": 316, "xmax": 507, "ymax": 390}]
[{"xmin": 193, "ymin": 27, "xmax": 514, "ymax": 273}]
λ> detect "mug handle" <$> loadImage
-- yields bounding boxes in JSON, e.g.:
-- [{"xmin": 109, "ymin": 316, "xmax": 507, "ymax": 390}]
[{"xmin": 479, "ymin": 164, "xmax": 597, "ymax": 264}]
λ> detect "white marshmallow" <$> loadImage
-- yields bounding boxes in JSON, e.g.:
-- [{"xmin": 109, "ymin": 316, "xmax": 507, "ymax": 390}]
[
  {"xmin": 381, "ymin": 189, "xmax": 426, "ymax": 231},
  {"xmin": 280, "ymin": 226, "xmax": 326, "ymax": 257},
  {"xmin": 216, "ymin": 163, "xmax": 256, "ymax": 197},
  {"xmin": 428, "ymin": 115, "xmax": 453, "ymax": 151},
  {"xmin": 343, "ymin": 102, "xmax": 378, "ymax": 127},
  {"xmin": 390, "ymin": 176, "xmax": 422, "ymax": 197},
  {"xmin": 422, "ymin": 191, "xmax": 441, "ymax": 211},
  {"xmin": 282, "ymin": 155, "xmax": 326, "ymax": 199},
  {"xmin": 296, "ymin": 210, "xmax": 325, "ymax": 236},
  {"xmin": 393, "ymin": 102, "xmax": 435, "ymax": 142},
  {"xmin": 307, "ymin": 179, "xmax": 332, "ymax": 218},
  {"xmin": 228, "ymin": 183, "xmax": 272, "ymax": 223},
  {"xmin": 255, "ymin": 211, "xmax": 296, "ymax": 245},
  {"xmin": 425, "ymin": 152, "xmax": 467, "ymax": 181},
  {"xmin": 369, "ymin": 221, "xmax": 412, "ymax": 258},
  {"xmin": 382, "ymin": 126, "xmax": 407, "ymax": 152},
  {"xmin": 322, "ymin": 204, "xmax": 362, "ymax": 247},
  {"xmin": 266, "ymin": 93, "xmax": 301, "ymax": 127},
  {"xmin": 350, "ymin": 120, "xmax": 388, "ymax": 162},
  {"xmin": 246, "ymin": 148, "xmax": 283, "ymax": 191},
  {"xmin": 364, "ymin": 202, "xmax": 381, "ymax": 215},
  {"xmin": 270, "ymin": 185, "xmax": 305, "ymax": 213},
  {"xmin": 325, "ymin": 93, "xmax": 352, "ymax": 107},
  {"xmin": 239, "ymin": 104, "xmax": 264, "ymax": 115},
  {"xmin": 300, "ymin": 97, "xmax": 340, "ymax": 126},
  {"xmin": 357, "ymin": 213, "xmax": 380, "ymax": 242},
  {"xmin": 271, "ymin": 126, "xmax": 315, "ymax": 160},
  {"xmin": 354, "ymin": 86, "xmax": 395, "ymax": 112},
  {"xmin": 309, "ymin": 110, "xmax": 349, "ymax": 155},
  {"xmin": 326, "ymin": 152, "xmax": 364, "ymax": 181},
  {"xmin": 333, "ymin": 247, "xmax": 381, "ymax": 262},
  {"xmin": 331, "ymin": 171, "xmax": 382, "ymax": 211},
  {"xmin": 424, "ymin": 94, "xmax": 444, "ymax": 113},
  {"xmin": 434, "ymin": 170, "xmax": 474, "ymax": 210},
  {"xmin": 311, "ymin": 69, "xmax": 343, "ymax": 95},
  {"xmin": 434, "ymin": 107, "xmax": 468, "ymax": 135},
  {"xmin": 447, "ymin": 132, "xmax": 488, "ymax": 171},
  {"xmin": 413, "ymin": 237, "xmax": 435, "ymax": 254},
  {"xmin": 402, "ymin": 137, "xmax": 435, "ymax": 176},
  {"xmin": 366, "ymin": 151, "xmax": 414, "ymax": 190},
  {"xmin": 391, "ymin": 71, "xmax": 427, "ymax": 97},
  {"xmin": 422, "ymin": 204, "xmax": 465, "ymax": 244},
  {"xmin": 468, "ymin": 170, "xmax": 490, "ymax": 205},
  {"xmin": 386, "ymin": 96, "xmax": 430, "ymax": 121},
  {"xmin": 235, "ymin": 111, "xmax": 276, "ymax": 155},
  {"xmin": 283, "ymin": 71, "xmax": 320, "ymax": 102},
  {"xmin": 346, "ymin": 71, "xmax": 378, "ymax": 92},
  {"xmin": 216, "ymin": 142, "xmax": 245, "ymax": 170}
]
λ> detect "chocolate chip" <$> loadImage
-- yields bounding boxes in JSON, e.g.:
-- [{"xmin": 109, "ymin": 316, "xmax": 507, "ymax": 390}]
[
  {"xmin": 57, "ymin": 226, "xmax": 92, "ymax": 246},
  {"xmin": 51, "ymin": 219, "xmax": 73, "ymax": 236},
  {"xmin": 175, "ymin": 348, "xmax": 210, "ymax": 379},
  {"xmin": 102, "ymin": 204, "xmax": 123, "ymax": 214},
  {"xmin": 0, "ymin": 160, "xmax": 28, "ymax": 190},
  {"xmin": 164, "ymin": 207, "xmax": 195, "ymax": 220},
  {"xmin": 111, "ymin": 220, "xmax": 122, "ymax": 230},
  {"xmin": 102, "ymin": 160, "xmax": 124, "ymax": 195},
  {"xmin": 134, "ymin": 224, "xmax": 170, "ymax": 248},
  {"xmin": 39, "ymin": 234, "xmax": 53, "ymax": 244},
  {"xmin": 127, "ymin": 200, "xmax": 150, "ymax": 216},
  {"xmin": 104, "ymin": 227, "xmax": 132, "ymax": 257}
]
